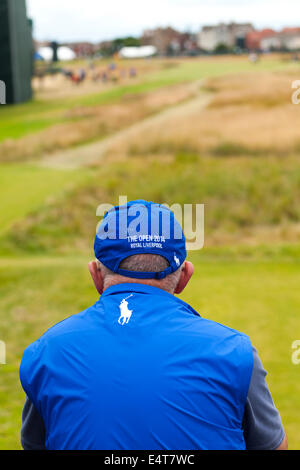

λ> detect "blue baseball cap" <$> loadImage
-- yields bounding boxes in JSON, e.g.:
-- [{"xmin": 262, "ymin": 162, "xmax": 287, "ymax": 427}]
[{"xmin": 94, "ymin": 200, "xmax": 186, "ymax": 280}]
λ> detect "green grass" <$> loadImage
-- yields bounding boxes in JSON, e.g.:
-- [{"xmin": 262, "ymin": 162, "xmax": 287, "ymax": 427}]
[
  {"xmin": 142, "ymin": 56, "xmax": 295, "ymax": 85},
  {"xmin": 0, "ymin": 116, "xmax": 62, "ymax": 141},
  {"xmin": 0, "ymin": 164, "xmax": 90, "ymax": 234},
  {"xmin": 0, "ymin": 255, "xmax": 299, "ymax": 449},
  {"xmin": 0, "ymin": 100, "xmax": 65, "ymax": 142}
]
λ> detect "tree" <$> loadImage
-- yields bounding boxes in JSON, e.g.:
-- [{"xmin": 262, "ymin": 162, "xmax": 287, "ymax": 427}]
[
  {"xmin": 214, "ymin": 43, "xmax": 233, "ymax": 54},
  {"xmin": 100, "ymin": 37, "xmax": 141, "ymax": 57}
]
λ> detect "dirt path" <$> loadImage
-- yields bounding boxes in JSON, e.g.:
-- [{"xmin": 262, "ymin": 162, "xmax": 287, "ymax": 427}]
[{"xmin": 40, "ymin": 87, "xmax": 212, "ymax": 169}]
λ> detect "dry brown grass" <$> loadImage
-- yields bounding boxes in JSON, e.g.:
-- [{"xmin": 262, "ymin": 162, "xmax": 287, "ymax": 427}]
[
  {"xmin": 102, "ymin": 70, "xmax": 300, "ymax": 158},
  {"xmin": 0, "ymin": 81, "xmax": 198, "ymax": 163}
]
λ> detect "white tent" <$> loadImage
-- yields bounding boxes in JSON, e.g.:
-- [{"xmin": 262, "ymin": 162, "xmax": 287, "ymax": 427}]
[
  {"xmin": 37, "ymin": 46, "xmax": 76, "ymax": 62},
  {"xmin": 37, "ymin": 47, "xmax": 53, "ymax": 61},
  {"xmin": 57, "ymin": 47, "xmax": 77, "ymax": 61},
  {"xmin": 119, "ymin": 46, "xmax": 157, "ymax": 59}
]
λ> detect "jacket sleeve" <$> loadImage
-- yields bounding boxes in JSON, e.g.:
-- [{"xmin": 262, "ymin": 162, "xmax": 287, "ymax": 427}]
[
  {"xmin": 21, "ymin": 396, "xmax": 46, "ymax": 450},
  {"xmin": 243, "ymin": 346, "xmax": 285, "ymax": 450}
]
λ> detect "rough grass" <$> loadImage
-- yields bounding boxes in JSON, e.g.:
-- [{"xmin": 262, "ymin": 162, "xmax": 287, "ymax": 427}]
[
  {"xmin": 2, "ymin": 153, "xmax": 300, "ymax": 255},
  {"xmin": 0, "ymin": 82, "xmax": 199, "ymax": 163},
  {"xmin": 102, "ymin": 69, "xmax": 300, "ymax": 158}
]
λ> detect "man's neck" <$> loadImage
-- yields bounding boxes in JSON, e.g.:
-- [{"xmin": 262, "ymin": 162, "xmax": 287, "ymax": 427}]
[{"xmin": 103, "ymin": 277, "xmax": 174, "ymax": 295}]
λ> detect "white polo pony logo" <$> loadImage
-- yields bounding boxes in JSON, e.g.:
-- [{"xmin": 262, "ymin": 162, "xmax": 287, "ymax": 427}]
[{"xmin": 118, "ymin": 295, "xmax": 133, "ymax": 325}]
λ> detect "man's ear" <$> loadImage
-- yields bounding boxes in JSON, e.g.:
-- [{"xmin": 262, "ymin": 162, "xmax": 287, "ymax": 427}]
[
  {"xmin": 88, "ymin": 261, "xmax": 104, "ymax": 295},
  {"xmin": 174, "ymin": 261, "xmax": 194, "ymax": 295}
]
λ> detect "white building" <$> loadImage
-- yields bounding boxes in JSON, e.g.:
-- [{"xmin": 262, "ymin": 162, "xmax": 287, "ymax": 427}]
[
  {"xmin": 260, "ymin": 35, "xmax": 282, "ymax": 51},
  {"xmin": 198, "ymin": 22, "xmax": 254, "ymax": 51},
  {"xmin": 119, "ymin": 45, "xmax": 157, "ymax": 59},
  {"xmin": 261, "ymin": 31, "xmax": 300, "ymax": 51},
  {"xmin": 198, "ymin": 24, "xmax": 230, "ymax": 51},
  {"xmin": 282, "ymin": 34, "xmax": 300, "ymax": 50}
]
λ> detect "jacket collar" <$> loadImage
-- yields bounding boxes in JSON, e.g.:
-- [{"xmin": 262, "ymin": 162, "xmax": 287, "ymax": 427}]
[
  {"xmin": 101, "ymin": 282, "xmax": 174, "ymax": 299},
  {"xmin": 99, "ymin": 283, "xmax": 200, "ymax": 318}
]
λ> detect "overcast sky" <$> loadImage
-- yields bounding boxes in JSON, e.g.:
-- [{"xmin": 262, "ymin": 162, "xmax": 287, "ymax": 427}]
[{"xmin": 27, "ymin": 0, "xmax": 300, "ymax": 42}]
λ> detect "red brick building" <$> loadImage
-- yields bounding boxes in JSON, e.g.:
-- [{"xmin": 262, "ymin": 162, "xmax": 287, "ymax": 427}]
[
  {"xmin": 245, "ymin": 29, "xmax": 276, "ymax": 50},
  {"xmin": 141, "ymin": 27, "xmax": 197, "ymax": 55}
]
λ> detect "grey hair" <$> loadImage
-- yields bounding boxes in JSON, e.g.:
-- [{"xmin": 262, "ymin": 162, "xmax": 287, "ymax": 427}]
[
  {"xmin": 97, "ymin": 254, "xmax": 182, "ymax": 294},
  {"xmin": 120, "ymin": 254, "xmax": 169, "ymax": 272}
]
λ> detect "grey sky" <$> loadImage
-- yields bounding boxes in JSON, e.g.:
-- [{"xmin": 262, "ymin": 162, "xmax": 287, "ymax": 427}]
[{"xmin": 27, "ymin": 0, "xmax": 300, "ymax": 42}]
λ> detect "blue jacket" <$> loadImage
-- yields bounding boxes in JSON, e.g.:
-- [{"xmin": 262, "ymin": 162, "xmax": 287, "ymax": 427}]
[{"xmin": 20, "ymin": 283, "xmax": 253, "ymax": 450}]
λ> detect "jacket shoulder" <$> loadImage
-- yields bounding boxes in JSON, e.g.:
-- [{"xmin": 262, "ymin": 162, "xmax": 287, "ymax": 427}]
[
  {"xmin": 21, "ymin": 303, "xmax": 101, "ymax": 365},
  {"xmin": 179, "ymin": 299, "xmax": 251, "ymax": 343}
]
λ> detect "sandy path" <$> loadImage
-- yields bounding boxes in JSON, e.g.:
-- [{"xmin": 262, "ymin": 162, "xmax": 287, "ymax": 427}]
[{"xmin": 40, "ymin": 87, "xmax": 212, "ymax": 169}]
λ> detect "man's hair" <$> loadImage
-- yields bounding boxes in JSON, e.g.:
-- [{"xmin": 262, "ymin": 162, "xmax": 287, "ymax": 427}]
[
  {"xmin": 98, "ymin": 254, "xmax": 182, "ymax": 294},
  {"xmin": 120, "ymin": 254, "xmax": 169, "ymax": 272}
]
